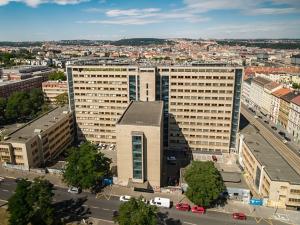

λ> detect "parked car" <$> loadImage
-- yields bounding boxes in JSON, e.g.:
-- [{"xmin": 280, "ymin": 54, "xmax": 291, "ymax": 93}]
[
  {"xmin": 176, "ymin": 203, "xmax": 190, "ymax": 211},
  {"xmin": 15, "ymin": 177, "xmax": 23, "ymax": 183},
  {"xmin": 284, "ymin": 136, "xmax": 291, "ymax": 142},
  {"xmin": 109, "ymin": 144, "xmax": 115, "ymax": 151},
  {"xmin": 149, "ymin": 197, "xmax": 171, "ymax": 208},
  {"xmin": 119, "ymin": 195, "xmax": 131, "ymax": 202},
  {"xmin": 271, "ymin": 126, "xmax": 277, "ymax": 130},
  {"xmin": 264, "ymin": 120, "xmax": 269, "ymax": 124},
  {"xmin": 191, "ymin": 206, "xmax": 205, "ymax": 214},
  {"xmin": 282, "ymin": 139, "xmax": 288, "ymax": 144},
  {"xmin": 167, "ymin": 156, "xmax": 176, "ymax": 161},
  {"xmin": 258, "ymin": 115, "xmax": 262, "ymax": 119},
  {"xmin": 232, "ymin": 212, "xmax": 246, "ymax": 220},
  {"xmin": 68, "ymin": 186, "xmax": 81, "ymax": 194}
]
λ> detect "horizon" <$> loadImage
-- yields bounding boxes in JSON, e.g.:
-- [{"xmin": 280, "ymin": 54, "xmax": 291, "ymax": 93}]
[{"xmin": 0, "ymin": 0, "xmax": 300, "ymax": 41}]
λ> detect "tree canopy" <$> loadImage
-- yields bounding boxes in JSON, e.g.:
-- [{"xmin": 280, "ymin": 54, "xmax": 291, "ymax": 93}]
[
  {"xmin": 48, "ymin": 71, "xmax": 66, "ymax": 81},
  {"xmin": 8, "ymin": 177, "xmax": 56, "ymax": 225},
  {"xmin": 55, "ymin": 92, "xmax": 68, "ymax": 106},
  {"xmin": 292, "ymin": 82, "xmax": 300, "ymax": 89},
  {"xmin": 115, "ymin": 197, "xmax": 158, "ymax": 225},
  {"xmin": 184, "ymin": 161, "xmax": 225, "ymax": 207},
  {"xmin": 4, "ymin": 88, "xmax": 44, "ymax": 123},
  {"xmin": 63, "ymin": 142, "xmax": 111, "ymax": 189}
]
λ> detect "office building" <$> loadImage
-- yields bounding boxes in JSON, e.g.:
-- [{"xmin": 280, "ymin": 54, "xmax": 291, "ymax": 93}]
[
  {"xmin": 42, "ymin": 80, "xmax": 68, "ymax": 103},
  {"xmin": 0, "ymin": 106, "xmax": 74, "ymax": 169},
  {"xmin": 67, "ymin": 59, "xmax": 243, "ymax": 155},
  {"xmin": 239, "ymin": 125, "xmax": 300, "ymax": 210},
  {"xmin": 116, "ymin": 101, "xmax": 163, "ymax": 189}
]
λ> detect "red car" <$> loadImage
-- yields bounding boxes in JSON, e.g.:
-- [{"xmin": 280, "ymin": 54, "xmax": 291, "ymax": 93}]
[
  {"xmin": 191, "ymin": 206, "xmax": 205, "ymax": 214},
  {"xmin": 175, "ymin": 203, "xmax": 190, "ymax": 211},
  {"xmin": 232, "ymin": 212, "xmax": 246, "ymax": 220}
]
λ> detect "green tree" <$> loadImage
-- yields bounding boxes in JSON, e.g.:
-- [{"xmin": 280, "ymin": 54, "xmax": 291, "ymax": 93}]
[
  {"xmin": 48, "ymin": 71, "xmax": 66, "ymax": 81},
  {"xmin": 63, "ymin": 142, "xmax": 111, "ymax": 189},
  {"xmin": 0, "ymin": 97, "xmax": 6, "ymax": 122},
  {"xmin": 8, "ymin": 178, "xmax": 56, "ymax": 225},
  {"xmin": 115, "ymin": 197, "xmax": 157, "ymax": 225},
  {"xmin": 184, "ymin": 161, "xmax": 225, "ymax": 207},
  {"xmin": 292, "ymin": 82, "xmax": 300, "ymax": 89},
  {"xmin": 55, "ymin": 92, "xmax": 68, "ymax": 106},
  {"xmin": 29, "ymin": 88, "xmax": 44, "ymax": 113}
]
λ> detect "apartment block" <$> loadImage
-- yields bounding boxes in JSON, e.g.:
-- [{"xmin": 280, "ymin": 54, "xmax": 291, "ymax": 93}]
[
  {"xmin": 270, "ymin": 88, "xmax": 292, "ymax": 124},
  {"xmin": 278, "ymin": 92, "xmax": 300, "ymax": 129},
  {"xmin": 0, "ymin": 106, "xmax": 74, "ymax": 169},
  {"xmin": 42, "ymin": 80, "xmax": 68, "ymax": 103},
  {"xmin": 67, "ymin": 60, "xmax": 243, "ymax": 155},
  {"xmin": 0, "ymin": 76, "xmax": 44, "ymax": 99},
  {"xmin": 116, "ymin": 101, "xmax": 163, "ymax": 189},
  {"xmin": 241, "ymin": 77, "xmax": 252, "ymax": 105},
  {"xmin": 287, "ymin": 96, "xmax": 300, "ymax": 144},
  {"xmin": 239, "ymin": 125, "xmax": 300, "ymax": 210}
]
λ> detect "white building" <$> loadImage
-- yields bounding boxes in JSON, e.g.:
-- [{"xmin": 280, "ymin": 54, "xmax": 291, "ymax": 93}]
[{"xmin": 287, "ymin": 95, "xmax": 300, "ymax": 144}]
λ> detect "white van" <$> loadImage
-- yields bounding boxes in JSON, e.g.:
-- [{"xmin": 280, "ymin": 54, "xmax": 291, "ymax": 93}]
[{"xmin": 149, "ymin": 197, "xmax": 171, "ymax": 208}]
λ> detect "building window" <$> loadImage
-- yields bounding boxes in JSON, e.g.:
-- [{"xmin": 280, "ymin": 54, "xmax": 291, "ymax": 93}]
[
  {"xmin": 129, "ymin": 75, "xmax": 136, "ymax": 101},
  {"xmin": 132, "ymin": 135, "xmax": 143, "ymax": 180}
]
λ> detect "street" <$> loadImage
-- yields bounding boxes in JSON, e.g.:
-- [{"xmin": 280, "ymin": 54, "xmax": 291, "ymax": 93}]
[{"xmin": 0, "ymin": 177, "xmax": 289, "ymax": 225}]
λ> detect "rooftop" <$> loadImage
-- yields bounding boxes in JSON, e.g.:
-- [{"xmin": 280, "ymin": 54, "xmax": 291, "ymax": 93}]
[
  {"xmin": 291, "ymin": 95, "xmax": 300, "ymax": 106},
  {"xmin": 117, "ymin": 101, "xmax": 163, "ymax": 127},
  {"xmin": 272, "ymin": 88, "xmax": 292, "ymax": 97},
  {"xmin": 244, "ymin": 77, "xmax": 252, "ymax": 85},
  {"xmin": 265, "ymin": 81, "xmax": 281, "ymax": 91},
  {"xmin": 3, "ymin": 106, "xmax": 70, "ymax": 143},
  {"xmin": 252, "ymin": 76, "xmax": 272, "ymax": 87},
  {"xmin": 241, "ymin": 125, "xmax": 300, "ymax": 185},
  {"xmin": 281, "ymin": 91, "xmax": 300, "ymax": 102}
]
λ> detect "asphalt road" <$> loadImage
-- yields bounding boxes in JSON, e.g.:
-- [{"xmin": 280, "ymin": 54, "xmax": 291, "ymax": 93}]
[
  {"xmin": 240, "ymin": 104, "xmax": 300, "ymax": 175},
  {"xmin": 0, "ymin": 177, "xmax": 288, "ymax": 225}
]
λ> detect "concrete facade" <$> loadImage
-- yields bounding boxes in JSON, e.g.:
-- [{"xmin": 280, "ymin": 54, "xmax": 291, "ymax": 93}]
[
  {"xmin": 0, "ymin": 106, "xmax": 74, "ymax": 169},
  {"xmin": 42, "ymin": 80, "xmax": 68, "ymax": 103},
  {"xmin": 67, "ymin": 60, "xmax": 243, "ymax": 154},
  {"xmin": 239, "ymin": 125, "xmax": 300, "ymax": 210},
  {"xmin": 116, "ymin": 101, "xmax": 163, "ymax": 190},
  {"xmin": 287, "ymin": 96, "xmax": 300, "ymax": 144}
]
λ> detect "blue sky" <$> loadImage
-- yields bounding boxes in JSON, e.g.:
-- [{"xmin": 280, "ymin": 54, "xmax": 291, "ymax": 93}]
[{"xmin": 0, "ymin": 0, "xmax": 300, "ymax": 41}]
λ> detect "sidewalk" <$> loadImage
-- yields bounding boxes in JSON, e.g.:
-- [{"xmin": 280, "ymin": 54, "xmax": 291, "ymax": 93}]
[
  {"xmin": 211, "ymin": 200, "xmax": 300, "ymax": 225},
  {"xmin": 0, "ymin": 165, "xmax": 66, "ymax": 188}
]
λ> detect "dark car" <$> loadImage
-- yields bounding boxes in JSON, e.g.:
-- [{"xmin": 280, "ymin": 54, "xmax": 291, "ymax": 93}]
[
  {"xmin": 15, "ymin": 177, "xmax": 23, "ymax": 183},
  {"xmin": 264, "ymin": 120, "xmax": 269, "ymax": 124},
  {"xmin": 284, "ymin": 136, "xmax": 291, "ymax": 142},
  {"xmin": 212, "ymin": 155, "xmax": 218, "ymax": 162},
  {"xmin": 271, "ymin": 126, "xmax": 277, "ymax": 130},
  {"xmin": 258, "ymin": 115, "xmax": 262, "ymax": 119},
  {"xmin": 279, "ymin": 131, "xmax": 285, "ymax": 136}
]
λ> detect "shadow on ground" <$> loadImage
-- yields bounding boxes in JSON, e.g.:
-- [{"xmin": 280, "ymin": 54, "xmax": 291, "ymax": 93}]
[
  {"xmin": 158, "ymin": 211, "xmax": 182, "ymax": 225},
  {"xmin": 53, "ymin": 196, "xmax": 91, "ymax": 223}
]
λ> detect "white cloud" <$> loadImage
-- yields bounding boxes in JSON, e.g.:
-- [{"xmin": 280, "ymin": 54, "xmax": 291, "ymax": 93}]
[
  {"xmin": 0, "ymin": 0, "xmax": 88, "ymax": 7},
  {"xmin": 106, "ymin": 8, "xmax": 160, "ymax": 17}
]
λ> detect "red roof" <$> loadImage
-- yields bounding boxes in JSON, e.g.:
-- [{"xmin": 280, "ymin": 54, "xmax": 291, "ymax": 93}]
[{"xmin": 291, "ymin": 95, "xmax": 300, "ymax": 106}]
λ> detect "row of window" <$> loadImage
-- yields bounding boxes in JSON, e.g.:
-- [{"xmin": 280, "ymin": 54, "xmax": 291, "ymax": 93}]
[
  {"xmin": 171, "ymin": 96, "xmax": 233, "ymax": 100},
  {"xmin": 171, "ymin": 75, "xmax": 234, "ymax": 79},
  {"xmin": 174, "ymin": 115, "xmax": 231, "ymax": 120},
  {"xmin": 170, "ymin": 102, "xmax": 232, "ymax": 107},
  {"xmin": 76, "ymin": 99, "xmax": 128, "ymax": 103},
  {"xmin": 74, "ymin": 87, "xmax": 127, "ymax": 91},
  {"xmin": 74, "ymin": 80, "xmax": 127, "ymax": 85},
  {"xmin": 172, "ymin": 122, "xmax": 231, "ymax": 127}
]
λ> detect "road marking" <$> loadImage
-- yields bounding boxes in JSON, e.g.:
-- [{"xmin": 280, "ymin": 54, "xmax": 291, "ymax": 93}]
[
  {"xmin": 93, "ymin": 218, "xmax": 114, "ymax": 224},
  {"xmin": 0, "ymin": 199, "xmax": 8, "ymax": 203},
  {"xmin": 183, "ymin": 222, "xmax": 197, "ymax": 225},
  {"xmin": 83, "ymin": 204, "xmax": 88, "ymax": 207},
  {"xmin": 1, "ymin": 189, "xmax": 9, "ymax": 192},
  {"xmin": 91, "ymin": 206, "xmax": 99, "ymax": 209},
  {"xmin": 102, "ymin": 208, "xmax": 110, "ymax": 211}
]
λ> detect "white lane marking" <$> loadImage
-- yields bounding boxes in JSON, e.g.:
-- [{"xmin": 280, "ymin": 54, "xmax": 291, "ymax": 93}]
[
  {"xmin": 0, "ymin": 199, "xmax": 8, "ymax": 203},
  {"xmin": 83, "ymin": 204, "xmax": 88, "ymax": 207},
  {"xmin": 1, "ymin": 189, "xmax": 9, "ymax": 192},
  {"xmin": 94, "ymin": 218, "xmax": 114, "ymax": 223},
  {"xmin": 183, "ymin": 222, "xmax": 197, "ymax": 225},
  {"xmin": 91, "ymin": 206, "xmax": 99, "ymax": 209},
  {"xmin": 102, "ymin": 208, "xmax": 110, "ymax": 211}
]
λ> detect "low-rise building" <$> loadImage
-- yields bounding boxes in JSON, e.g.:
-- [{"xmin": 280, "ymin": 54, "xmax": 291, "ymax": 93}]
[
  {"xmin": 287, "ymin": 95, "xmax": 300, "ymax": 144},
  {"xmin": 239, "ymin": 125, "xmax": 300, "ymax": 210},
  {"xmin": 116, "ymin": 101, "xmax": 163, "ymax": 190},
  {"xmin": 270, "ymin": 88, "xmax": 292, "ymax": 124},
  {"xmin": 278, "ymin": 92, "xmax": 300, "ymax": 129},
  {"xmin": 0, "ymin": 76, "xmax": 44, "ymax": 98},
  {"xmin": 0, "ymin": 106, "xmax": 74, "ymax": 169},
  {"xmin": 42, "ymin": 80, "xmax": 67, "ymax": 103}
]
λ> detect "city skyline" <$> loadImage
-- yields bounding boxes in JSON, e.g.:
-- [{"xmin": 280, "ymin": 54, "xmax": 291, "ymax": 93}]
[{"xmin": 0, "ymin": 0, "xmax": 300, "ymax": 41}]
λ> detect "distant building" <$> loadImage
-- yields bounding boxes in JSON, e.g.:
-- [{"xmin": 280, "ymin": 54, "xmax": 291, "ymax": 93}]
[
  {"xmin": 4, "ymin": 66, "xmax": 55, "ymax": 82},
  {"xmin": 241, "ymin": 78, "xmax": 252, "ymax": 105},
  {"xmin": 291, "ymin": 54, "xmax": 300, "ymax": 66},
  {"xmin": 278, "ymin": 92, "xmax": 300, "ymax": 129},
  {"xmin": 0, "ymin": 106, "xmax": 74, "ymax": 169},
  {"xmin": 42, "ymin": 80, "xmax": 67, "ymax": 103},
  {"xmin": 116, "ymin": 101, "xmax": 163, "ymax": 190},
  {"xmin": 0, "ymin": 76, "xmax": 44, "ymax": 99},
  {"xmin": 287, "ymin": 95, "xmax": 300, "ymax": 144},
  {"xmin": 270, "ymin": 88, "xmax": 292, "ymax": 124},
  {"xmin": 239, "ymin": 125, "xmax": 300, "ymax": 210},
  {"xmin": 249, "ymin": 76, "xmax": 272, "ymax": 110}
]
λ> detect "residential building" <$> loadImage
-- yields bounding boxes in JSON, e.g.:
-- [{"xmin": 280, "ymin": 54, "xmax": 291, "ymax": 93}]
[
  {"xmin": 241, "ymin": 77, "xmax": 252, "ymax": 105},
  {"xmin": 4, "ymin": 66, "xmax": 55, "ymax": 82},
  {"xmin": 0, "ymin": 76, "xmax": 44, "ymax": 98},
  {"xmin": 42, "ymin": 80, "xmax": 68, "ymax": 103},
  {"xmin": 278, "ymin": 92, "xmax": 300, "ymax": 129},
  {"xmin": 270, "ymin": 88, "xmax": 292, "ymax": 124},
  {"xmin": 291, "ymin": 54, "xmax": 300, "ymax": 66},
  {"xmin": 0, "ymin": 106, "xmax": 74, "ymax": 169},
  {"xmin": 287, "ymin": 95, "xmax": 300, "ymax": 144},
  {"xmin": 249, "ymin": 76, "xmax": 272, "ymax": 111},
  {"xmin": 116, "ymin": 101, "xmax": 163, "ymax": 190},
  {"xmin": 239, "ymin": 125, "xmax": 300, "ymax": 210},
  {"xmin": 261, "ymin": 81, "xmax": 281, "ymax": 116},
  {"xmin": 67, "ymin": 59, "xmax": 243, "ymax": 156}
]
